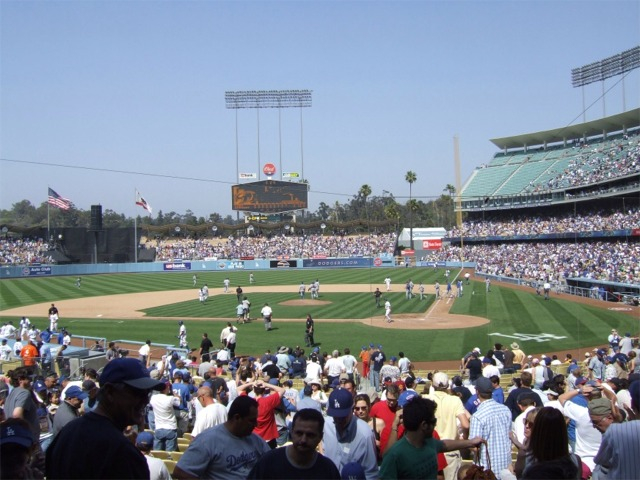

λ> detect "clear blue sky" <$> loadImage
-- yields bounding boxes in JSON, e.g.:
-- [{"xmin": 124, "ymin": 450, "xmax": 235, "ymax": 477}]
[{"xmin": 1, "ymin": 1, "xmax": 639, "ymax": 219}]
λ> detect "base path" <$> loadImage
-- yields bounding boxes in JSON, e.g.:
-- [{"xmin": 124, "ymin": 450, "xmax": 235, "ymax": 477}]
[{"xmin": 2, "ymin": 284, "xmax": 486, "ymax": 330}]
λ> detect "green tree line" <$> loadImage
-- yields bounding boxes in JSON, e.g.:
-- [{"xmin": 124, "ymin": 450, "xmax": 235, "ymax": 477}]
[{"xmin": 1, "ymin": 180, "xmax": 459, "ymax": 232}]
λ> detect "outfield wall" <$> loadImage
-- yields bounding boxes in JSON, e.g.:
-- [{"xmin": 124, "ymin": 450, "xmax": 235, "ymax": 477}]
[{"xmin": 0, "ymin": 256, "xmax": 476, "ymax": 279}]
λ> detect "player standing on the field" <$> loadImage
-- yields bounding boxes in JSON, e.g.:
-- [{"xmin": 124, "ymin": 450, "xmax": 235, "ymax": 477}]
[
  {"xmin": 384, "ymin": 276, "xmax": 391, "ymax": 291},
  {"xmin": 385, "ymin": 300, "xmax": 392, "ymax": 323}
]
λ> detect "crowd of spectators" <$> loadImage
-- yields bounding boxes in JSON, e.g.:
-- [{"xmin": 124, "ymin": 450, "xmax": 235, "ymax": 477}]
[
  {"xmin": 527, "ymin": 134, "xmax": 639, "ymax": 193},
  {"xmin": 2, "ymin": 325, "xmax": 639, "ymax": 479},
  {"xmin": 436, "ymin": 240, "xmax": 639, "ymax": 285},
  {"xmin": 447, "ymin": 207, "xmax": 640, "ymax": 238},
  {"xmin": 152, "ymin": 232, "xmax": 397, "ymax": 261},
  {"xmin": 0, "ymin": 238, "xmax": 53, "ymax": 265}
]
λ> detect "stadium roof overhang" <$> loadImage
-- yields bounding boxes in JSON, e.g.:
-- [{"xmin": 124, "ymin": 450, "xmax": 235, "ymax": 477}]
[{"xmin": 490, "ymin": 108, "xmax": 640, "ymax": 151}]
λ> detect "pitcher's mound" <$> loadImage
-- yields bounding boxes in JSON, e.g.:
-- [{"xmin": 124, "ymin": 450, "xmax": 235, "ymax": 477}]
[{"xmin": 280, "ymin": 299, "xmax": 332, "ymax": 306}]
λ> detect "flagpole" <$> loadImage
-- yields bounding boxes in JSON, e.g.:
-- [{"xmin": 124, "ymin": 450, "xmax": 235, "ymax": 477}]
[
  {"xmin": 47, "ymin": 187, "xmax": 50, "ymax": 242},
  {"xmin": 134, "ymin": 189, "xmax": 138, "ymax": 263}
]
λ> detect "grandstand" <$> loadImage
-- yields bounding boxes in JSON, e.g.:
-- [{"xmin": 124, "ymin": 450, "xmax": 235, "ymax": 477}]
[
  {"xmin": 450, "ymin": 108, "xmax": 640, "ymax": 297},
  {"xmin": 459, "ymin": 108, "xmax": 639, "ymax": 211}
]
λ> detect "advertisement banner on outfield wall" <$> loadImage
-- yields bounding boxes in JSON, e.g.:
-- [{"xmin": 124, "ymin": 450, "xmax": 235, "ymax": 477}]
[
  {"xmin": 22, "ymin": 266, "xmax": 52, "ymax": 276},
  {"xmin": 270, "ymin": 260, "xmax": 298, "ymax": 268},
  {"xmin": 303, "ymin": 258, "xmax": 372, "ymax": 268},
  {"xmin": 163, "ymin": 262, "xmax": 192, "ymax": 271}
]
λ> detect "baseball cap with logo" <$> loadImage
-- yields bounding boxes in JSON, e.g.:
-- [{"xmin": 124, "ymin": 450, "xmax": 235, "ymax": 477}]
[
  {"xmin": 327, "ymin": 388, "xmax": 354, "ymax": 417},
  {"xmin": 341, "ymin": 462, "xmax": 366, "ymax": 480},
  {"xmin": 0, "ymin": 422, "xmax": 34, "ymax": 448}
]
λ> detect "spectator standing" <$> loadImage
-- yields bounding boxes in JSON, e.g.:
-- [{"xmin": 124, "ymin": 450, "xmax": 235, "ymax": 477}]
[
  {"xmin": 171, "ymin": 372, "xmax": 191, "ymax": 438},
  {"xmin": 469, "ymin": 377, "xmax": 512, "ymax": 476},
  {"xmin": 149, "ymin": 382, "xmax": 180, "ymax": 451},
  {"xmin": 191, "ymin": 386, "xmax": 227, "ymax": 437},
  {"xmin": 380, "ymin": 396, "xmax": 484, "ymax": 480},
  {"xmin": 51, "ymin": 386, "xmax": 88, "ymax": 437},
  {"xmin": 425, "ymin": 372, "xmax": 470, "ymax": 480},
  {"xmin": 322, "ymin": 388, "xmax": 379, "ymax": 480}
]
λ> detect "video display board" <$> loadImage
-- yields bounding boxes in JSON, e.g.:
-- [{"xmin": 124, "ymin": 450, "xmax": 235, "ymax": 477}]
[{"xmin": 232, "ymin": 180, "xmax": 308, "ymax": 213}]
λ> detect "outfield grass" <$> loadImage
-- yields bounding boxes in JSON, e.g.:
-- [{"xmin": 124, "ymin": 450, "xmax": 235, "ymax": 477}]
[{"xmin": 1, "ymin": 268, "xmax": 637, "ymax": 362}]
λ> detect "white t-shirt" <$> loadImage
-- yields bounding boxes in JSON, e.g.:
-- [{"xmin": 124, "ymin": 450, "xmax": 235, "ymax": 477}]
[
  {"xmin": 305, "ymin": 362, "xmax": 323, "ymax": 382},
  {"xmin": 149, "ymin": 393, "xmax": 180, "ymax": 430},
  {"xmin": 145, "ymin": 455, "xmax": 171, "ymax": 480},
  {"xmin": 563, "ymin": 400, "xmax": 603, "ymax": 470},
  {"xmin": 191, "ymin": 403, "xmax": 228, "ymax": 437},
  {"xmin": 139, "ymin": 344, "xmax": 150, "ymax": 357}
]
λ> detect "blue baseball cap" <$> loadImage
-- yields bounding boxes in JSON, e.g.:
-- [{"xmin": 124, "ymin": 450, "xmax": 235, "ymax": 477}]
[
  {"xmin": 65, "ymin": 386, "xmax": 89, "ymax": 400},
  {"xmin": 327, "ymin": 388, "xmax": 354, "ymax": 417},
  {"xmin": 33, "ymin": 380, "xmax": 47, "ymax": 393},
  {"xmin": 136, "ymin": 431, "xmax": 154, "ymax": 449},
  {"xmin": 341, "ymin": 462, "xmax": 366, "ymax": 480},
  {"xmin": 0, "ymin": 422, "xmax": 34, "ymax": 448},
  {"xmin": 100, "ymin": 358, "xmax": 165, "ymax": 391}
]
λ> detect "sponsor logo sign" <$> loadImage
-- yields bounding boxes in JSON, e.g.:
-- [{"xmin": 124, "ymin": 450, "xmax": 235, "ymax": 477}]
[
  {"xmin": 303, "ymin": 258, "xmax": 371, "ymax": 268},
  {"xmin": 282, "ymin": 172, "xmax": 300, "ymax": 178},
  {"xmin": 263, "ymin": 163, "xmax": 276, "ymax": 176},
  {"xmin": 401, "ymin": 250, "xmax": 415, "ymax": 256},
  {"xmin": 488, "ymin": 332, "xmax": 567, "ymax": 343},
  {"xmin": 22, "ymin": 266, "xmax": 52, "ymax": 276},
  {"xmin": 163, "ymin": 262, "xmax": 192, "ymax": 271},
  {"xmin": 239, "ymin": 172, "xmax": 257, "ymax": 179},
  {"xmin": 374, "ymin": 257, "xmax": 383, "ymax": 267},
  {"xmin": 422, "ymin": 239, "xmax": 442, "ymax": 250},
  {"xmin": 270, "ymin": 260, "xmax": 298, "ymax": 268}
]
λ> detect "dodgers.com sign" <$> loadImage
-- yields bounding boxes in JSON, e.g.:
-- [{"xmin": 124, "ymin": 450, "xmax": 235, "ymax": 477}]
[
  {"xmin": 303, "ymin": 258, "xmax": 371, "ymax": 268},
  {"xmin": 422, "ymin": 239, "xmax": 442, "ymax": 250}
]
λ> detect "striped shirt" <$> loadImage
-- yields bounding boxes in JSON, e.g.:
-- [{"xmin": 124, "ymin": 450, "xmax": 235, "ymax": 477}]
[
  {"xmin": 470, "ymin": 398, "xmax": 513, "ymax": 478},
  {"xmin": 593, "ymin": 421, "xmax": 640, "ymax": 479}
]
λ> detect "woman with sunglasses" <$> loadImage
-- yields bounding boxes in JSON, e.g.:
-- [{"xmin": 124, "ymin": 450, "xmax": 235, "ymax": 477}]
[
  {"xmin": 353, "ymin": 394, "xmax": 385, "ymax": 452},
  {"xmin": 508, "ymin": 406, "xmax": 541, "ymax": 478}
]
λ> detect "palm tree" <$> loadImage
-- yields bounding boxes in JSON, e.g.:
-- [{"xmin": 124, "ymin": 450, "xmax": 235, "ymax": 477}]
[
  {"xmin": 405, "ymin": 171, "xmax": 417, "ymax": 249},
  {"xmin": 359, "ymin": 184, "xmax": 372, "ymax": 223},
  {"xmin": 443, "ymin": 184, "xmax": 456, "ymax": 196}
]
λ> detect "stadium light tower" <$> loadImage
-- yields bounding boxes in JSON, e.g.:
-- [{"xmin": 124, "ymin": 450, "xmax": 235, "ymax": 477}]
[
  {"xmin": 571, "ymin": 46, "xmax": 640, "ymax": 121},
  {"xmin": 225, "ymin": 90, "xmax": 313, "ymax": 183}
]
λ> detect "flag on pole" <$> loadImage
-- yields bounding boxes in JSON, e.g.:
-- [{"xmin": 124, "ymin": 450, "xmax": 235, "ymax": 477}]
[
  {"xmin": 48, "ymin": 188, "xmax": 73, "ymax": 211},
  {"xmin": 135, "ymin": 190, "xmax": 153, "ymax": 214}
]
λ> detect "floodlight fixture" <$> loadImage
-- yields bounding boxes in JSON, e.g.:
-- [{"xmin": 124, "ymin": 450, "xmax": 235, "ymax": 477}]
[
  {"xmin": 225, "ymin": 90, "xmax": 312, "ymax": 109},
  {"xmin": 572, "ymin": 46, "xmax": 640, "ymax": 87}
]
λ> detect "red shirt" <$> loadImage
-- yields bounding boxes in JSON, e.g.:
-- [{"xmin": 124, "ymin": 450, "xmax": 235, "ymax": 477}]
[
  {"xmin": 370, "ymin": 399, "xmax": 405, "ymax": 454},
  {"xmin": 253, "ymin": 393, "xmax": 281, "ymax": 442}
]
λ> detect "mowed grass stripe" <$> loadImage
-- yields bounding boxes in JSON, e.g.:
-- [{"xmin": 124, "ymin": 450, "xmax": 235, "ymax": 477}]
[{"xmin": 142, "ymin": 292, "xmax": 431, "ymax": 320}]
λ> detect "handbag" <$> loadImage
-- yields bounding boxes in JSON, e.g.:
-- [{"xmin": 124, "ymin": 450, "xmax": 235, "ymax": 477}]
[{"xmin": 462, "ymin": 443, "xmax": 497, "ymax": 480}]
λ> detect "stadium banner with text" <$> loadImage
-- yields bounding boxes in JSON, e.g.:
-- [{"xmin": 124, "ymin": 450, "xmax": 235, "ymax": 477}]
[
  {"xmin": 163, "ymin": 262, "xmax": 192, "ymax": 271},
  {"xmin": 422, "ymin": 239, "xmax": 442, "ymax": 250},
  {"xmin": 22, "ymin": 266, "xmax": 53, "ymax": 276},
  {"xmin": 270, "ymin": 259, "xmax": 298, "ymax": 268},
  {"xmin": 303, "ymin": 258, "xmax": 372, "ymax": 268},
  {"xmin": 215, "ymin": 260, "xmax": 246, "ymax": 270}
]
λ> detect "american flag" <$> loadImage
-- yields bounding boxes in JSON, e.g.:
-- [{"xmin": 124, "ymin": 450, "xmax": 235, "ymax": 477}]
[
  {"xmin": 48, "ymin": 188, "xmax": 72, "ymax": 211},
  {"xmin": 135, "ymin": 191, "xmax": 153, "ymax": 214}
]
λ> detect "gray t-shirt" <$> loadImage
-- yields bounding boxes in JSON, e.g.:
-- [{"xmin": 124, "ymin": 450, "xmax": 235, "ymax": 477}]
[
  {"xmin": 5, "ymin": 386, "xmax": 40, "ymax": 442},
  {"xmin": 176, "ymin": 423, "xmax": 270, "ymax": 479}
]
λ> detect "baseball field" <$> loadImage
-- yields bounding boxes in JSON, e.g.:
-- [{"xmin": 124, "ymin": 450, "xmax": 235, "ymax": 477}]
[{"xmin": 1, "ymin": 267, "xmax": 638, "ymax": 363}]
